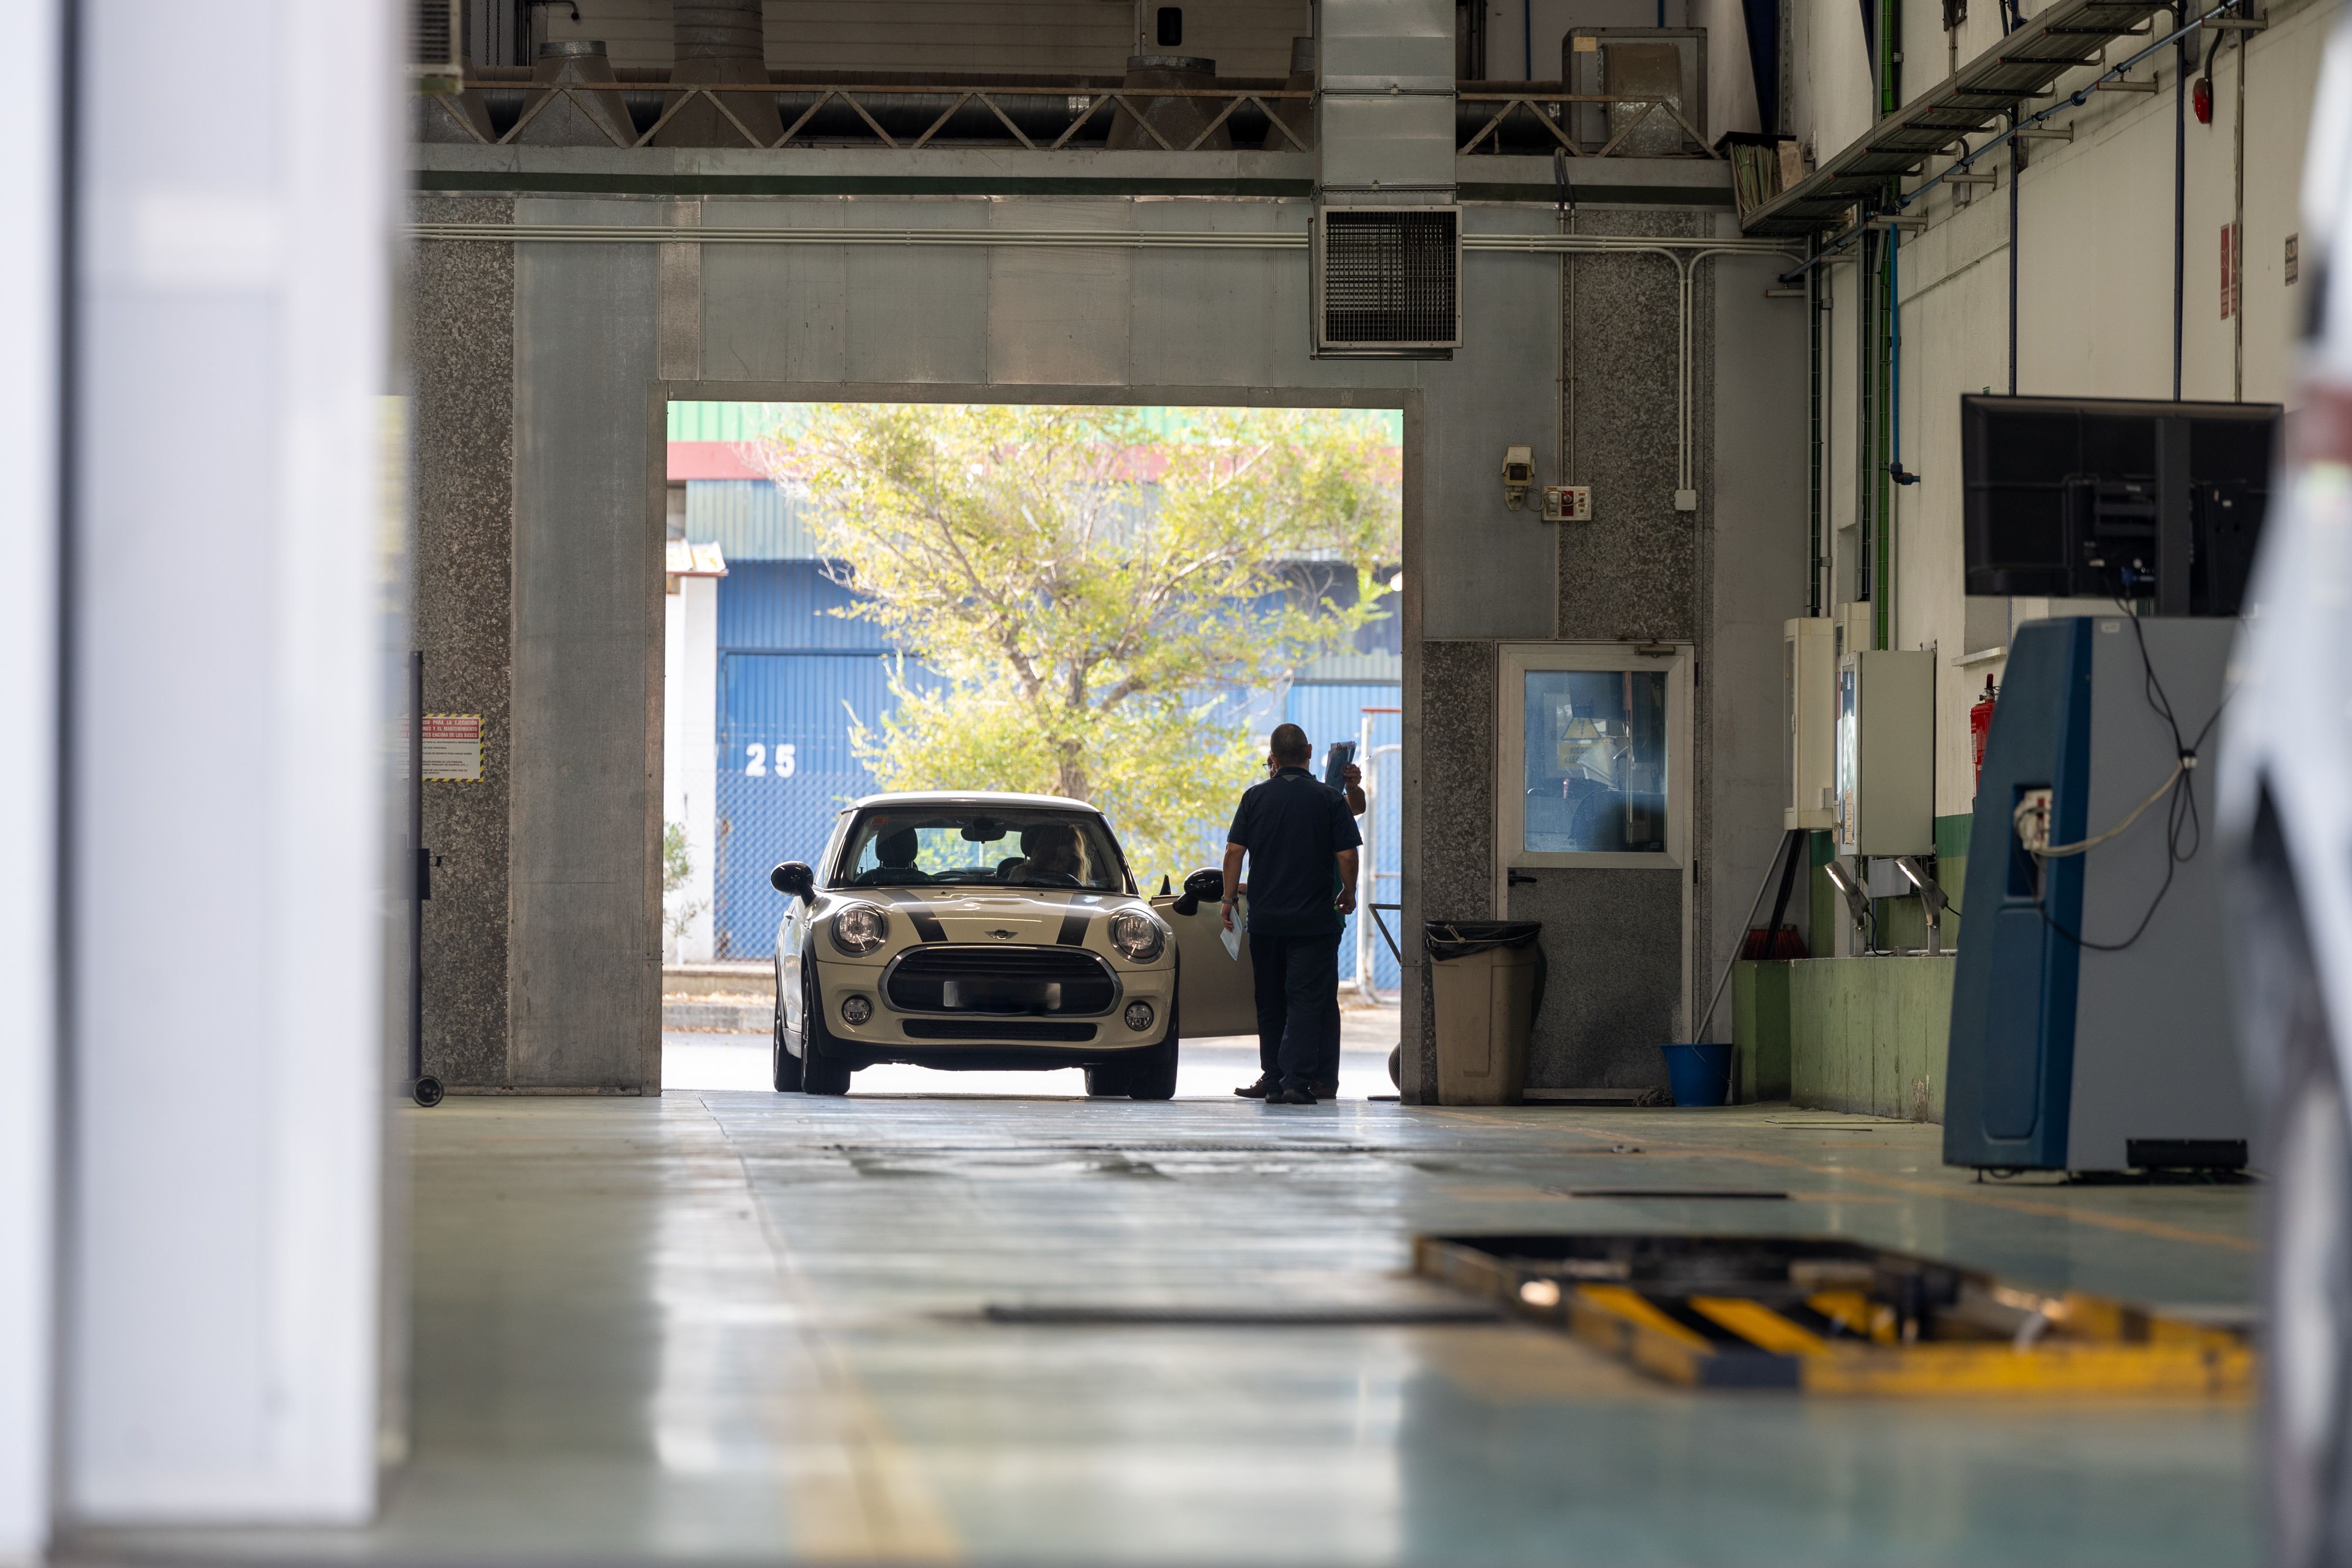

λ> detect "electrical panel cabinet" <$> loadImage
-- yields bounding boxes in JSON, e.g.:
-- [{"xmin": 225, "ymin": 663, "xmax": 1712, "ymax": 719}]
[
  {"xmin": 1834, "ymin": 648, "xmax": 1934, "ymax": 857},
  {"xmin": 1783, "ymin": 617, "xmax": 1836, "ymax": 830}
]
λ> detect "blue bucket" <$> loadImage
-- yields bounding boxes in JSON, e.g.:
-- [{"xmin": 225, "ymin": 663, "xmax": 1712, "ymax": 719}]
[{"xmin": 1659, "ymin": 1042, "xmax": 1733, "ymax": 1108}]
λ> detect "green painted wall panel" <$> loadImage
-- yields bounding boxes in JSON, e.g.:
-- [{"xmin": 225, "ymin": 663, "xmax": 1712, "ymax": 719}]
[{"xmin": 1743, "ymin": 955, "xmax": 1955, "ymax": 1119}]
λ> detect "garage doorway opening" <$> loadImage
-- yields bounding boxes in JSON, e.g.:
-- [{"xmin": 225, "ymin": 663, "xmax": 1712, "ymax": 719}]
[{"xmin": 657, "ymin": 396, "xmax": 1407, "ymax": 1098}]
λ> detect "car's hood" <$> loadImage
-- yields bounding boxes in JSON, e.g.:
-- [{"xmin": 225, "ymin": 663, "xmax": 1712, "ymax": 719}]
[{"xmin": 847, "ymin": 886, "xmax": 1139, "ymax": 948}]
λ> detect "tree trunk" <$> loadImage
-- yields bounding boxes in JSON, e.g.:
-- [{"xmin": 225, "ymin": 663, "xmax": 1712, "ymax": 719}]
[{"xmin": 1054, "ymin": 741, "xmax": 1089, "ymax": 802}]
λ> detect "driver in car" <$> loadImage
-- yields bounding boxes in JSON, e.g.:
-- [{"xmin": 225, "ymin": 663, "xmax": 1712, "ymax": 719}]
[{"xmin": 1004, "ymin": 822, "xmax": 1083, "ymax": 886}]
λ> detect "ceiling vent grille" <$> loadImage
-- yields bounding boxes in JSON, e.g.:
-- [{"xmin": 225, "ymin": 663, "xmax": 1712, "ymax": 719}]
[
  {"xmin": 1314, "ymin": 206, "xmax": 1461, "ymax": 354},
  {"xmin": 410, "ymin": 0, "xmax": 462, "ymax": 89}
]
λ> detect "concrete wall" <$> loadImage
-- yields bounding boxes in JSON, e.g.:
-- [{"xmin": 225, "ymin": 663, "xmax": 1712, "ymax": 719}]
[{"xmin": 409, "ymin": 153, "xmax": 1808, "ymax": 1096}]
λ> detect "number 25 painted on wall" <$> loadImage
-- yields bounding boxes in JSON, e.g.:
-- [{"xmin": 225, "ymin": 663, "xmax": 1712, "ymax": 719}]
[{"xmin": 744, "ymin": 743, "xmax": 799, "ymax": 778}]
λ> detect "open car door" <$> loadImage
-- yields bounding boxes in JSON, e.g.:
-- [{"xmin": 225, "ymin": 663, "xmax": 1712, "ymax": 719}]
[{"xmin": 1151, "ymin": 869, "xmax": 1258, "ymax": 1039}]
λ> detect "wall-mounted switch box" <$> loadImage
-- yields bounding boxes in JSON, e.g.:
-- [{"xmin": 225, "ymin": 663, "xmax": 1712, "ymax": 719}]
[
  {"xmin": 1835, "ymin": 647, "xmax": 1935, "ymax": 857},
  {"xmin": 1542, "ymin": 484, "xmax": 1592, "ymax": 522},
  {"xmin": 1784, "ymin": 617, "xmax": 1836, "ymax": 830}
]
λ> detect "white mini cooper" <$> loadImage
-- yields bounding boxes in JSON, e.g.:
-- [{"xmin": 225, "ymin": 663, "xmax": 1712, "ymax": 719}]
[{"xmin": 769, "ymin": 791, "xmax": 1257, "ymax": 1098}]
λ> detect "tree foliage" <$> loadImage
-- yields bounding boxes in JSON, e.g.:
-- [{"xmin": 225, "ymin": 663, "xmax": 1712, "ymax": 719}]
[{"xmin": 757, "ymin": 404, "xmax": 1399, "ymax": 883}]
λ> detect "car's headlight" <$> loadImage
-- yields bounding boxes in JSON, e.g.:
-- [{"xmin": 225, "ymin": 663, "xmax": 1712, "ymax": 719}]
[
  {"xmin": 829, "ymin": 902, "xmax": 890, "ymax": 957},
  {"xmin": 1108, "ymin": 909, "xmax": 1167, "ymax": 963}
]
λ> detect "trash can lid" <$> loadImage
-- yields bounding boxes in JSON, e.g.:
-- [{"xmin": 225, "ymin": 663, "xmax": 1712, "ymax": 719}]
[{"xmin": 1424, "ymin": 921, "xmax": 1543, "ymax": 959}]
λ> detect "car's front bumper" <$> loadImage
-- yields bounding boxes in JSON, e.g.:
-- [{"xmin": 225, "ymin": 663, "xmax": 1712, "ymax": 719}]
[{"xmin": 810, "ymin": 952, "xmax": 1177, "ymax": 1055}]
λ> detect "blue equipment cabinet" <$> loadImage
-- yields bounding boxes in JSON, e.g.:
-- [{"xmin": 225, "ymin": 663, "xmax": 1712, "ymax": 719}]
[{"xmin": 1943, "ymin": 616, "xmax": 2249, "ymax": 1173}]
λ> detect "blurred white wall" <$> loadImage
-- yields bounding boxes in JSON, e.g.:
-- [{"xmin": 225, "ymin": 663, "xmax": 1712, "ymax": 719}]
[
  {"xmin": 0, "ymin": 0, "xmax": 60, "ymax": 1556},
  {"xmin": 57, "ymin": 0, "xmax": 401, "ymax": 1527}
]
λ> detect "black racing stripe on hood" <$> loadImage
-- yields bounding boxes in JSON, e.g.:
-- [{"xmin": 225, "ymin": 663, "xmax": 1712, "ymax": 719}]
[
  {"xmin": 1056, "ymin": 908, "xmax": 1093, "ymax": 946},
  {"xmin": 871, "ymin": 889, "xmax": 949, "ymax": 942}
]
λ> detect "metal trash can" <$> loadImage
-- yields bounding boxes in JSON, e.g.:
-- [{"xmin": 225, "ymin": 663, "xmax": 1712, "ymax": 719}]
[{"xmin": 1425, "ymin": 922, "xmax": 1545, "ymax": 1105}]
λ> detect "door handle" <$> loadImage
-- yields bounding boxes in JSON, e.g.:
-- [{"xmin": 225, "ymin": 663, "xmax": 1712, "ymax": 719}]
[{"xmin": 1508, "ymin": 870, "xmax": 1539, "ymax": 887}]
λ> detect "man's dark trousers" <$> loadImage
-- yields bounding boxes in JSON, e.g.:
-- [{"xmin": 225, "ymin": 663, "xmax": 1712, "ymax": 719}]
[{"xmin": 1250, "ymin": 930, "xmax": 1342, "ymax": 1092}]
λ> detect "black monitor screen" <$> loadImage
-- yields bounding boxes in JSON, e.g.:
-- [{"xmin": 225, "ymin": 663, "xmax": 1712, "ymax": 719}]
[{"xmin": 1961, "ymin": 393, "xmax": 2280, "ymax": 614}]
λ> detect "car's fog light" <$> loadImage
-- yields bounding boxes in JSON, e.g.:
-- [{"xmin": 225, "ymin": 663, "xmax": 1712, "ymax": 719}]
[
  {"xmin": 840, "ymin": 995, "xmax": 873, "ymax": 1026},
  {"xmin": 1124, "ymin": 1001, "xmax": 1155, "ymax": 1032}
]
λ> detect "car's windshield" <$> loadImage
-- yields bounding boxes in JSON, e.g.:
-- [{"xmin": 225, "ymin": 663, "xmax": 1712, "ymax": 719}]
[{"xmin": 832, "ymin": 807, "xmax": 1130, "ymax": 892}]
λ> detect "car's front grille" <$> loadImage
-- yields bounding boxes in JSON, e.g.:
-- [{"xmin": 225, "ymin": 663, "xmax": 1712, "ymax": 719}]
[
  {"xmin": 885, "ymin": 945, "xmax": 1118, "ymax": 1015},
  {"xmin": 902, "ymin": 1020, "xmax": 1098, "ymax": 1042}
]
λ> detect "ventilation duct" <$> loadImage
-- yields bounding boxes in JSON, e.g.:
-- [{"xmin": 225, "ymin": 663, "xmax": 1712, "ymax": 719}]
[
  {"xmin": 514, "ymin": 40, "xmax": 634, "ymax": 148},
  {"xmin": 1260, "ymin": 35, "xmax": 1314, "ymax": 151},
  {"xmin": 1314, "ymin": 207, "xmax": 1461, "ymax": 352},
  {"xmin": 658, "ymin": 0, "xmax": 783, "ymax": 148},
  {"xmin": 1107, "ymin": 55, "xmax": 1232, "ymax": 152},
  {"xmin": 1314, "ymin": 0, "xmax": 1456, "ymax": 357},
  {"xmin": 410, "ymin": 0, "xmax": 461, "ymax": 91}
]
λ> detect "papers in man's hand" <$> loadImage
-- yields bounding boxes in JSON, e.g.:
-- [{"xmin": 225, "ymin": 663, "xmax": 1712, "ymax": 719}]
[{"xmin": 1220, "ymin": 896, "xmax": 1245, "ymax": 959}]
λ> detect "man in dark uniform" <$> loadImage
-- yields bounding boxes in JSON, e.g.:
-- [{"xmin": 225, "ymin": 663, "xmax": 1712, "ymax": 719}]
[{"xmin": 1221, "ymin": 723, "xmax": 1362, "ymax": 1105}]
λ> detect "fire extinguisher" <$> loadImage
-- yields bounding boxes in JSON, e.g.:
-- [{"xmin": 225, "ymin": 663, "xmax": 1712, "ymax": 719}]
[{"xmin": 1969, "ymin": 675, "xmax": 1998, "ymax": 787}]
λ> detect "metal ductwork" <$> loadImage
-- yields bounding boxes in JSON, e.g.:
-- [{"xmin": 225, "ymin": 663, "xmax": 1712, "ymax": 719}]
[
  {"xmin": 1313, "ymin": 0, "xmax": 1458, "ymax": 356},
  {"xmin": 513, "ymin": 40, "xmax": 634, "ymax": 148},
  {"xmin": 1260, "ymin": 35, "xmax": 1314, "ymax": 151},
  {"xmin": 1107, "ymin": 54, "xmax": 1232, "ymax": 152},
  {"xmin": 658, "ymin": 0, "xmax": 783, "ymax": 147}
]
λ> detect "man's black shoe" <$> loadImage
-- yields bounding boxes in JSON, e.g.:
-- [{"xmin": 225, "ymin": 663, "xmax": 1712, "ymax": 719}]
[
  {"xmin": 1269, "ymin": 1085, "xmax": 1317, "ymax": 1105},
  {"xmin": 1234, "ymin": 1076, "xmax": 1272, "ymax": 1099},
  {"xmin": 1311, "ymin": 1079, "xmax": 1339, "ymax": 1100}
]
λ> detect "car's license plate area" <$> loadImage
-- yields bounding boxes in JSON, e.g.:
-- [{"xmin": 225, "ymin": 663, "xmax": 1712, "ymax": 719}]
[{"xmin": 941, "ymin": 979, "xmax": 1064, "ymax": 1012}]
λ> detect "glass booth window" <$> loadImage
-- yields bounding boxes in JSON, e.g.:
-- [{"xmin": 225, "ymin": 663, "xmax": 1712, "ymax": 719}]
[{"xmin": 1523, "ymin": 669, "xmax": 1669, "ymax": 854}]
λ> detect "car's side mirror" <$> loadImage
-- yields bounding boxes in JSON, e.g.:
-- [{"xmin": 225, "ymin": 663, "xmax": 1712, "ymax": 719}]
[
  {"xmin": 1171, "ymin": 867, "xmax": 1223, "ymax": 917},
  {"xmin": 771, "ymin": 861, "xmax": 815, "ymax": 902}
]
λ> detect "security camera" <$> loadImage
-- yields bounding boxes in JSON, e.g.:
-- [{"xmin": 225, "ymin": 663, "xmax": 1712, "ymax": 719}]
[{"xmin": 1502, "ymin": 445, "xmax": 1535, "ymax": 510}]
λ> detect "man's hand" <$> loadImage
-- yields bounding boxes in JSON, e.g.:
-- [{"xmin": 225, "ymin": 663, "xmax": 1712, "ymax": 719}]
[
  {"xmin": 1335, "ymin": 847, "xmax": 1359, "ymax": 915},
  {"xmin": 1220, "ymin": 841, "xmax": 1247, "ymax": 932},
  {"xmin": 1342, "ymin": 763, "xmax": 1367, "ymax": 817},
  {"xmin": 1221, "ymin": 898, "xmax": 1237, "ymax": 932}
]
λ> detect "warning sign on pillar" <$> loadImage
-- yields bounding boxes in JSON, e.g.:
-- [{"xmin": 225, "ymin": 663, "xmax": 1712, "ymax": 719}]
[{"xmin": 423, "ymin": 714, "xmax": 483, "ymax": 782}]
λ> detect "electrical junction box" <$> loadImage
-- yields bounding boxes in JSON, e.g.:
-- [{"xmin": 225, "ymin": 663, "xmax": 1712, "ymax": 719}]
[
  {"xmin": 1945, "ymin": 616, "xmax": 2248, "ymax": 1173},
  {"xmin": 1834, "ymin": 648, "xmax": 1934, "ymax": 858},
  {"xmin": 1542, "ymin": 484, "xmax": 1592, "ymax": 522},
  {"xmin": 1783, "ymin": 617, "xmax": 1836, "ymax": 830}
]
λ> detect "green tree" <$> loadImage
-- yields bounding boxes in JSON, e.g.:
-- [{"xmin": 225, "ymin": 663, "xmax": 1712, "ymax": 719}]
[{"xmin": 757, "ymin": 404, "xmax": 1399, "ymax": 884}]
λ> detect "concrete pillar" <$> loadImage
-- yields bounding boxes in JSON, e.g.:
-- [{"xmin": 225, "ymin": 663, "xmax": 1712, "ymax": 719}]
[{"xmin": 412, "ymin": 194, "xmax": 516, "ymax": 1088}]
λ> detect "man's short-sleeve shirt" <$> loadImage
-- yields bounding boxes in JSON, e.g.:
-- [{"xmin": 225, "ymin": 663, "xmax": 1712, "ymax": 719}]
[{"xmin": 1226, "ymin": 767, "xmax": 1364, "ymax": 937}]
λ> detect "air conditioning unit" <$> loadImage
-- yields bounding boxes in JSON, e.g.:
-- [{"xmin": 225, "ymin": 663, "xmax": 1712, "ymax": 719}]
[
  {"xmin": 1313, "ymin": 206, "xmax": 1461, "ymax": 355},
  {"xmin": 410, "ymin": 0, "xmax": 463, "ymax": 93}
]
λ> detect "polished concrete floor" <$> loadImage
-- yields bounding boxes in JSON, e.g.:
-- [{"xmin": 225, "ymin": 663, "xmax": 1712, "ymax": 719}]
[{"xmin": 81, "ymin": 1031, "xmax": 2261, "ymax": 1567}]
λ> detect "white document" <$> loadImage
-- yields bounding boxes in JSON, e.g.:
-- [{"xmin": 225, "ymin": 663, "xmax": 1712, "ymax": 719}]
[{"xmin": 1220, "ymin": 895, "xmax": 1245, "ymax": 960}]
